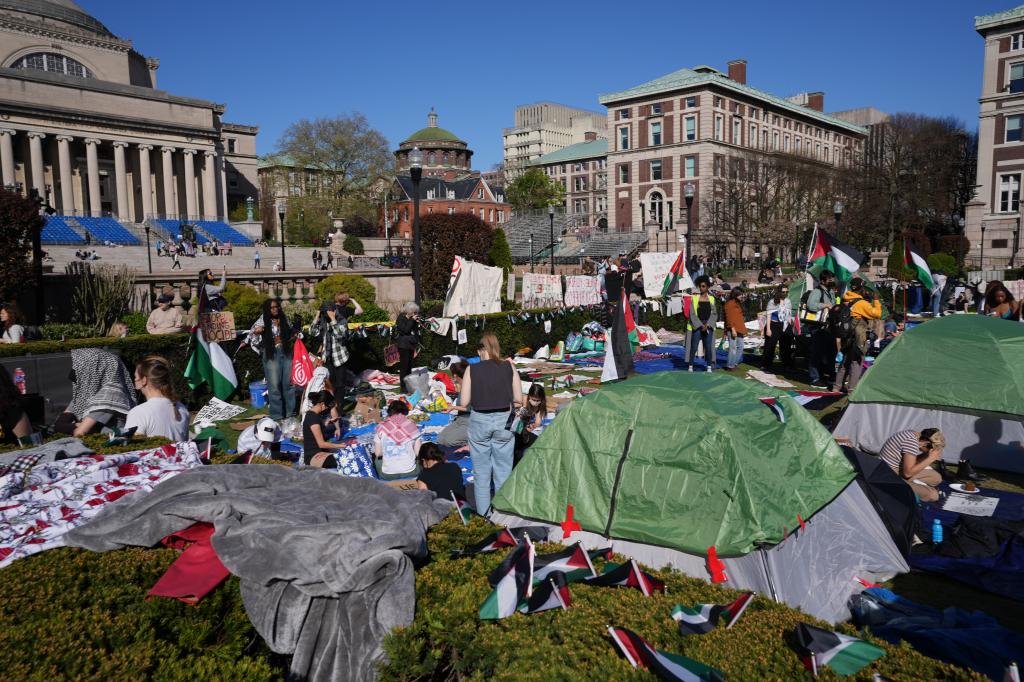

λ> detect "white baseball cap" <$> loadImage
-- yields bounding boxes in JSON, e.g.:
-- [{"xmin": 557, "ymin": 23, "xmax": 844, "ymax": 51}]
[{"xmin": 255, "ymin": 417, "xmax": 282, "ymax": 443}]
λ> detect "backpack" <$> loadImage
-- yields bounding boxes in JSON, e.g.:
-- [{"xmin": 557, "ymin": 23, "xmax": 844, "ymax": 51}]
[
  {"xmin": 827, "ymin": 301, "xmax": 855, "ymax": 340},
  {"xmin": 798, "ymin": 286, "xmax": 830, "ymax": 325},
  {"xmin": 565, "ymin": 332, "xmax": 584, "ymax": 353}
]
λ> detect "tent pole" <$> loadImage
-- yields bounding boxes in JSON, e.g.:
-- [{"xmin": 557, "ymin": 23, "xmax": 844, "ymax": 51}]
[{"xmin": 755, "ymin": 542, "xmax": 779, "ymax": 602}]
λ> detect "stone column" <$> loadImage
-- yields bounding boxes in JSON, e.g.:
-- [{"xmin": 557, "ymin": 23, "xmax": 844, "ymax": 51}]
[
  {"xmin": 56, "ymin": 135, "xmax": 75, "ymax": 214},
  {"xmin": 218, "ymin": 153, "xmax": 229, "ymax": 219},
  {"xmin": 137, "ymin": 144, "xmax": 154, "ymax": 220},
  {"xmin": 112, "ymin": 141, "xmax": 129, "ymax": 221},
  {"xmin": 202, "ymin": 150, "xmax": 217, "ymax": 220},
  {"xmin": 27, "ymin": 132, "xmax": 46, "ymax": 196},
  {"xmin": 161, "ymin": 146, "xmax": 176, "ymax": 219},
  {"xmin": 182, "ymin": 149, "xmax": 198, "ymax": 220},
  {"xmin": 0, "ymin": 129, "xmax": 15, "ymax": 187},
  {"xmin": 85, "ymin": 138, "xmax": 102, "ymax": 216}
]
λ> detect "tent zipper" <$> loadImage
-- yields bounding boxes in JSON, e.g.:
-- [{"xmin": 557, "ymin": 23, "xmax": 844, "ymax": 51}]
[{"xmin": 603, "ymin": 429, "xmax": 634, "ymax": 537}]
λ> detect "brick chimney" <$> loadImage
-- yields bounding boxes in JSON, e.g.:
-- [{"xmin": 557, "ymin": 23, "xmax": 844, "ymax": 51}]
[
  {"xmin": 584, "ymin": 131, "xmax": 597, "ymax": 141},
  {"xmin": 806, "ymin": 92, "xmax": 824, "ymax": 112},
  {"xmin": 727, "ymin": 59, "xmax": 747, "ymax": 85}
]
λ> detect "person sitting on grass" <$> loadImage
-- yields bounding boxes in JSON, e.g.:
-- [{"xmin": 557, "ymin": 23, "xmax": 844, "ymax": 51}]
[
  {"xmin": 416, "ymin": 442, "xmax": 466, "ymax": 500},
  {"xmin": 302, "ymin": 390, "xmax": 343, "ymax": 468},
  {"xmin": 56, "ymin": 348, "xmax": 137, "ymax": 437},
  {"xmin": 124, "ymin": 355, "xmax": 189, "ymax": 441},
  {"xmin": 373, "ymin": 400, "xmax": 421, "ymax": 479},
  {"xmin": 879, "ymin": 428, "xmax": 946, "ymax": 503},
  {"xmin": 437, "ymin": 361, "xmax": 470, "ymax": 451}
]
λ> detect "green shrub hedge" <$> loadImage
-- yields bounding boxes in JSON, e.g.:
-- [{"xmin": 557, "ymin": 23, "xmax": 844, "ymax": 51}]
[{"xmin": 315, "ymin": 273, "xmax": 378, "ymax": 305}]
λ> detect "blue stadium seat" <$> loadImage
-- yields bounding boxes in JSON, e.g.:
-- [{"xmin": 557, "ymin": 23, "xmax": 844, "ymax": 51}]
[
  {"xmin": 41, "ymin": 215, "xmax": 84, "ymax": 244},
  {"xmin": 152, "ymin": 219, "xmax": 210, "ymax": 244},
  {"xmin": 76, "ymin": 216, "xmax": 141, "ymax": 245},
  {"xmin": 195, "ymin": 220, "xmax": 254, "ymax": 246}
]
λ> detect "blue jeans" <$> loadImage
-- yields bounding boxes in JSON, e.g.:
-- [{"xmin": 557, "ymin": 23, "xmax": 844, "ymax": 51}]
[
  {"xmin": 726, "ymin": 334, "xmax": 743, "ymax": 368},
  {"xmin": 468, "ymin": 409, "xmax": 514, "ymax": 513},
  {"xmin": 262, "ymin": 346, "xmax": 295, "ymax": 420},
  {"xmin": 931, "ymin": 288, "xmax": 942, "ymax": 316},
  {"xmin": 687, "ymin": 328, "xmax": 715, "ymax": 368}
]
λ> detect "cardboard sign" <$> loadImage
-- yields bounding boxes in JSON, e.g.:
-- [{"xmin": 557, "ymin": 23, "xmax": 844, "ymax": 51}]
[
  {"xmin": 200, "ymin": 311, "xmax": 235, "ymax": 343},
  {"xmin": 522, "ymin": 273, "xmax": 563, "ymax": 309},
  {"xmin": 639, "ymin": 250, "xmax": 692, "ymax": 298}
]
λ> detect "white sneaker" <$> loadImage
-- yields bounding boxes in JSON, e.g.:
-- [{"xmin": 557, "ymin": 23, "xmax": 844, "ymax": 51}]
[{"xmin": 688, "ymin": 366, "xmax": 694, "ymax": 372}]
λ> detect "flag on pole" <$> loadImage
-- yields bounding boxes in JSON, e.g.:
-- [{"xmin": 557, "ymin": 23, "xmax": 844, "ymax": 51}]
[
  {"xmin": 479, "ymin": 541, "xmax": 535, "ymax": 620},
  {"xmin": 662, "ymin": 250, "xmax": 694, "ymax": 297},
  {"xmin": 903, "ymin": 243, "xmax": 935, "ymax": 289},
  {"xmin": 451, "ymin": 528, "xmax": 519, "ymax": 557},
  {"xmin": 807, "ymin": 229, "xmax": 864, "ymax": 282},
  {"xmin": 451, "ymin": 492, "xmax": 474, "ymax": 526},
  {"xmin": 794, "ymin": 623, "xmax": 885, "ymax": 676},
  {"xmin": 608, "ymin": 626, "xmax": 726, "ymax": 682},
  {"xmin": 601, "ymin": 283, "xmax": 637, "ymax": 383},
  {"xmin": 184, "ymin": 327, "xmax": 238, "ymax": 400},
  {"xmin": 290, "ymin": 337, "xmax": 314, "ymax": 387},
  {"xmin": 671, "ymin": 593, "xmax": 754, "ymax": 635},
  {"xmin": 585, "ymin": 559, "xmax": 665, "ymax": 595},
  {"xmin": 518, "ymin": 572, "xmax": 571, "ymax": 614},
  {"xmin": 531, "ymin": 544, "xmax": 597, "ymax": 583}
]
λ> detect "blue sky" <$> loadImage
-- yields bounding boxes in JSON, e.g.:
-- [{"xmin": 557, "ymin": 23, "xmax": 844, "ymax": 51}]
[{"xmin": 87, "ymin": 0, "xmax": 1009, "ymax": 168}]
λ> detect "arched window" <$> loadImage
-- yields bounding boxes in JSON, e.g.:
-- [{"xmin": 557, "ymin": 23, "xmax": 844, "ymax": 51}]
[
  {"xmin": 442, "ymin": 152, "xmax": 449, "ymax": 164},
  {"xmin": 428, "ymin": 152, "xmax": 436, "ymax": 165},
  {"xmin": 13, "ymin": 52, "xmax": 92, "ymax": 78},
  {"xmin": 649, "ymin": 191, "xmax": 664, "ymax": 228}
]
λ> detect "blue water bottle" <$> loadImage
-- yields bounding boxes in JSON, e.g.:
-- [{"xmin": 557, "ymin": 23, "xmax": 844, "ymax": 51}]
[{"xmin": 932, "ymin": 518, "xmax": 943, "ymax": 544}]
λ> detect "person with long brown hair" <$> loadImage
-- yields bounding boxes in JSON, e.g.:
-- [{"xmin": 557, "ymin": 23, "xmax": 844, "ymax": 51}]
[
  {"xmin": 0, "ymin": 302, "xmax": 25, "ymax": 344},
  {"xmin": 124, "ymin": 355, "xmax": 189, "ymax": 441}
]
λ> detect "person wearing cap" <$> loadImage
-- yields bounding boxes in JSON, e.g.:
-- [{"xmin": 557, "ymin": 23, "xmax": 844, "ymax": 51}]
[
  {"xmin": 878, "ymin": 428, "xmax": 946, "ymax": 502},
  {"xmin": 146, "ymin": 294, "xmax": 185, "ymax": 335}
]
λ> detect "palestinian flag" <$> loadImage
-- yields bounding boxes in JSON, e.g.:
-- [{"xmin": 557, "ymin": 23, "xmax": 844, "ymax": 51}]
[
  {"xmin": 601, "ymin": 279, "xmax": 637, "ymax": 383},
  {"xmin": 518, "ymin": 572, "xmax": 571, "ymax": 614},
  {"xmin": 184, "ymin": 327, "xmax": 238, "ymax": 400},
  {"xmin": 672, "ymin": 593, "xmax": 753, "ymax": 635},
  {"xmin": 807, "ymin": 228, "xmax": 863, "ymax": 282},
  {"xmin": 585, "ymin": 559, "xmax": 665, "ymax": 596},
  {"xmin": 451, "ymin": 492, "xmax": 474, "ymax": 526},
  {"xmin": 451, "ymin": 528, "xmax": 519, "ymax": 557},
  {"xmin": 662, "ymin": 250, "xmax": 694, "ymax": 297},
  {"xmin": 479, "ymin": 540, "xmax": 535, "ymax": 621},
  {"xmin": 903, "ymin": 243, "xmax": 935, "ymax": 289},
  {"xmin": 608, "ymin": 626, "xmax": 726, "ymax": 682},
  {"xmin": 795, "ymin": 623, "xmax": 885, "ymax": 676},
  {"xmin": 589, "ymin": 547, "xmax": 614, "ymax": 562},
  {"xmin": 531, "ymin": 544, "xmax": 596, "ymax": 584}
]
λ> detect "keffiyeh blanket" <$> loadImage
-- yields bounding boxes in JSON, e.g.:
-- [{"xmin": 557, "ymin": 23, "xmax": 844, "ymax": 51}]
[{"xmin": 0, "ymin": 442, "xmax": 202, "ymax": 568}]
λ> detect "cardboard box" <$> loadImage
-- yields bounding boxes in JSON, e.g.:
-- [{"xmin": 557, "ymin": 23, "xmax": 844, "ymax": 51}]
[{"xmin": 353, "ymin": 394, "xmax": 383, "ymax": 424}]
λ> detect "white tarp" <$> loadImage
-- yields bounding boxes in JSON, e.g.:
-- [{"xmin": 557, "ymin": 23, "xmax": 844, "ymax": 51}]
[
  {"xmin": 522, "ymin": 273, "xmax": 563, "ymax": 309},
  {"xmin": 563, "ymin": 275, "xmax": 601, "ymax": 307},
  {"xmin": 443, "ymin": 256, "xmax": 503, "ymax": 317},
  {"xmin": 639, "ymin": 250, "xmax": 693, "ymax": 299}
]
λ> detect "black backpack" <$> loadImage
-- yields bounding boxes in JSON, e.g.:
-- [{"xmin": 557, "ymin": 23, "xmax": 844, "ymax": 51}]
[{"xmin": 827, "ymin": 301, "xmax": 855, "ymax": 339}]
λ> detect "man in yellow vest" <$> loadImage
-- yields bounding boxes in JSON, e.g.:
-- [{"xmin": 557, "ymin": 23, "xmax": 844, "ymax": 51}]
[{"xmin": 686, "ymin": 275, "xmax": 718, "ymax": 372}]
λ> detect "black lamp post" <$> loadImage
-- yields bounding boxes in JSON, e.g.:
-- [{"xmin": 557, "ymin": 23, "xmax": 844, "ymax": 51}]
[
  {"xmin": 529, "ymin": 233, "xmax": 535, "ymax": 273},
  {"xmin": 684, "ymin": 183, "xmax": 695, "ymax": 259},
  {"xmin": 144, "ymin": 223, "xmax": 152, "ymax": 274},
  {"xmin": 833, "ymin": 200, "xmax": 844, "ymax": 239},
  {"xmin": 277, "ymin": 201, "xmax": 286, "ymax": 271},
  {"xmin": 409, "ymin": 146, "xmax": 423, "ymax": 304},
  {"xmin": 980, "ymin": 222, "xmax": 987, "ymax": 270},
  {"xmin": 548, "ymin": 204, "xmax": 556, "ymax": 275}
]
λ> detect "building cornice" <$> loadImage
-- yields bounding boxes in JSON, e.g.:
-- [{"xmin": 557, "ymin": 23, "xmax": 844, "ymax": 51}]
[
  {"xmin": 976, "ymin": 5, "xmax": 1024, "ymax": 33},
  {"xmin": 223, "ymin": 122, "xmax": 259, "ymax": 134},
  {"xmin": 0, "ymin": 16, "xmax": 131, "ymax": 54},
  {"xmin": 0, "ymin": 98, "xmax": 219, "ymax": 140},
  {"xmin": 0, "ymin": 67, "xmax": 222, "ymax": 109}
]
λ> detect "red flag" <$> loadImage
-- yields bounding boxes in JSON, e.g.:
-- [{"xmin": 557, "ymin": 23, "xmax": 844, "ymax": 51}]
[{"xmin": 291, "ymin": 337, "xmax": 314, "ymax": 387}]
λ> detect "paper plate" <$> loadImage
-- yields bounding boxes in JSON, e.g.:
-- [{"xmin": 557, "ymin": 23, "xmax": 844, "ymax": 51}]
[{"xmin": 949, "ymin": 483, "xmax": 980, "ymax": 494}]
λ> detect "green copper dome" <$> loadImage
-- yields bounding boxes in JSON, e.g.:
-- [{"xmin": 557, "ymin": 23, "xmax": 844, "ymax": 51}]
[{"xmin": 402, "ymin": 109, "xmax": 464, "ymax": 144}]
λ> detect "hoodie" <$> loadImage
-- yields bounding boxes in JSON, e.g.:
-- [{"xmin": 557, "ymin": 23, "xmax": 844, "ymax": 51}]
[{"xmin": 842, "ymin": 290, "xmax": 882, "ymax": 320}]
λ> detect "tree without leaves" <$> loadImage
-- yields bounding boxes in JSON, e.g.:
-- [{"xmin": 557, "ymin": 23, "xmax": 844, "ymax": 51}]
[
  {"xmin": 506, "ymin": 167, "xmax": 565, "ymax": 212},
  {"xmin": 0, "ymin": 189, "xmax": 41, "ymax": 302},
  {"xmin": 419, "ymin": 213, "xmax": 495, "ymax": 300}
]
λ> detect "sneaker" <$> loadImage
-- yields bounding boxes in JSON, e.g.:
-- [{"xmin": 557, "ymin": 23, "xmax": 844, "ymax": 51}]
[
  {"xmin": 706, "ymin": 367, "xmax": 714, "ymax": 373},
  {"xmin": 810, "ymin": 384, "xmax": 828, "ymax": 390},
  {"xmin": 688, "ymin": 366, "xmax": 694, "ymax": 373}
]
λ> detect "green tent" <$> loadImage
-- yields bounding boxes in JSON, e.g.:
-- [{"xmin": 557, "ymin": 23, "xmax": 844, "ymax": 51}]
[
  {"xmin": 835, "ymin": 315, "xmax": 1024, "ymax": 472},
  {"xmin": 492, "ymin": 372, "xmax": 854, "ymax": 557}
]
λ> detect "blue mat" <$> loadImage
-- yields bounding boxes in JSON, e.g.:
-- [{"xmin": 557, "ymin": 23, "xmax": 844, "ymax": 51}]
[
  {"xmin": 910, "ymin": 484, "xmax": 1024, "ymax": 601},
  {"xmin": 568, "ymin": 344, "xmax": 732, "ymax": 373}
]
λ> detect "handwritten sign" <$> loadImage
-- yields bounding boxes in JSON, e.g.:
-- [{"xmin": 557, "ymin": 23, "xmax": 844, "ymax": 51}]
[
  {"xmin": 200, "ymin": 311, "xmax": 236, "ymax": 343},
  {"xmin": 522, "ymin": 273, "xmax": 563, "ymax": 309},
  {"xmin": 563, "ymin": 275, "xmax": 601, "ymax": 307}
]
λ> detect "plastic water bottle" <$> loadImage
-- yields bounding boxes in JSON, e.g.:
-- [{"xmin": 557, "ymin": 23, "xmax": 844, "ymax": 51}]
[
  {"xmin": 12, "ymin": 368, "xmax": 26, "ymax": 395},
  {"xmin": 932, "ymin": 518, "xmax": 943, "ymax": 545}
]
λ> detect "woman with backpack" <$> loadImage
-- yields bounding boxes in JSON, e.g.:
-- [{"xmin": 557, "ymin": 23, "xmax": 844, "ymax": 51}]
[{"xmin": 832, "ymin": 278, "xmax": 882, "ymax": 394}]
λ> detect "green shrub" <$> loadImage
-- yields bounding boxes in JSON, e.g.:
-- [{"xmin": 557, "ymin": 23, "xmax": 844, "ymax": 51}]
[
  {"xmin": 223, "ymin": 282, "xmax": 268, "ymax": 328},
  {"xmin": 351, "ymin": 303, "xmax": 391, "ymax": 323},
  {"xmin": 38, "ymin": 323, "xmax": 97, "ymax": 340},
  {"xmin": 926, "ymin": 252, "xmax": 957, "ymax": 275},
  {"xmin": 122, "ymin": 311, "xmax": 149, "ymax": 336},
  {"xmin": 315, "ymin": 273, "xmax": 377, "ymax": 306},
  {"xmin": 489, "ymin": 228, "xmax": 513, "ymax": 272},
  {"xmin": 343, "ymin": 234, "xmax": 365, "ymax": 255}
]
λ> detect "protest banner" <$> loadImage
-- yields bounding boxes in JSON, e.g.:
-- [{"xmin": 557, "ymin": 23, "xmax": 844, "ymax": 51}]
[
  {"xmin": 563, "ymin": 275, "xmax": 601, "ymax": 307},
  {"xmin": 522, "ymin": 273, "xmax": 563, "ymax": 309}
]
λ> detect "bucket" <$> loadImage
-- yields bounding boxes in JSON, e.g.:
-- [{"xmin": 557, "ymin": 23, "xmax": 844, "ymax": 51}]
[{"xmin": 249, "ymin": 380, "xmax": 268, "ymax": 408}]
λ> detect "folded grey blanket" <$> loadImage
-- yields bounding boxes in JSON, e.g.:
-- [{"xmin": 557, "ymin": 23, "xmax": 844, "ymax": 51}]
[
  {"xmin": 66, "ymin": 465, "xmax": 451, "ymax": 681},
  {"xmin": 0, "ymin": 437, "xmax": 93, "ymax": 467}
]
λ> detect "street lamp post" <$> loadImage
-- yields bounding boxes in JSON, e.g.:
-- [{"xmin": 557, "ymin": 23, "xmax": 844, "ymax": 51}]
[
  {"xmin": 957, "ymin": 216, "xmax": 966, "ymax": 265},
  {"xmin": 409, "ymin": 147, "xmax": 423, "ymax": 304},
  {"xmin": 277, "ymin": 201, "xmax": 286, "ymax": 271},
  {"xmin": 980, "ymin": 222, "xmax": 987, "ymax": 270},
  {"xmin": 684, "ymin": 183, "xmax": 695, "ymax": 259},
  {"xmin": 833, "ymin": 200, "xmax": 844, "ymax": 239},
  {"xmin": 144, "ymin": 224, "xmax": 152, "ymax": 274},
  {"xmin": 529, "ymin": 233, "xmax": 535, "ymax": 273},
  {"xmin": 548, "ymin": 204, "xmax": 555, "ymax": 275}
]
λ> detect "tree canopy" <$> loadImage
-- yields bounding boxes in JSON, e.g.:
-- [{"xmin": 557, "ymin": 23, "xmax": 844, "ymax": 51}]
[
  {"xmin": 506, "ymin": 167, "xmax": 565, "ymax": 212},
  {"xmin": 0, "ymin": 189, "xmax": 41, "ymax": 303},
  {"xmin": 420, "ymin": 213, "xmax": 495, "ymax": 300}
]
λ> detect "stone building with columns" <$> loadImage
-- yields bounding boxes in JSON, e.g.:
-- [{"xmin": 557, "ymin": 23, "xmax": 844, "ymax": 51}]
[{"xmin": 0, "ymin": 0, "xmax": 258, "ymax": 224}]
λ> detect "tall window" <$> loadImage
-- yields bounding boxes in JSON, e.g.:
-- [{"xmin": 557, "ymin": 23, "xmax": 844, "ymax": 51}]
[
  {"xmin": 732, "ymin": 118, "xmax": 741, "ymax": 144},
  {"xmin": 573, "ymin": 177, "xmax": 587, "ymax": 191},
  {"xmin": 13, "ymin": 52, "xmax": 92, "ymax": 78},
  {"xmin": 684, "ymin": 116, "xmax": 696, "ymax": 141},
  {"xmin": 1014, "ymin": 33, "xmax": 1024, "ymax": 50},
  {"xmin": 618, "ymin": 164, "xmax": 629, "ymax": 184},
  {"xmin": 573, "ymin": 198, "xmax": 587, "ymax": 214},
  {"xmin": 619, "ymin": 126, "xmax": 630, "ymax": 150},
  {"xmin": 762, "ymin": 130, "xmax": 768, "ymax": 148},
  {"xmin": 597, "ymin": 196, "xmax": 607, "ymax": 212},
  {"xmin": 795, "ymin": 138, "xmax": 802, "ymax": 154},
  {"xmin": 1008, "ymin": 115, "xmax": 1024, "ymax": 142},
  {"xmin": 750, "ymin": 124, "xmax": 757, "ymax": 147},
  {"xmin": 714, "ymin": 115, "xmax": 723, "ymax": 141},
  {"xmin": 649, "ymin": 192, "xmax": 664, "ymax": 226},
  {"xmin": 650, "ymin": 160, "xmax": 662, "ymax": 180},
  {"xmin": 428, "ymin": 152, "xmax": 436, "ymax": 164},
  {"xmin": 773, "ymin": 131, "xmax": 779, "ymax": 149},
  {"xmin": 713, "ymin": 155, "xmax": 722, "ymax": 177},
  {"xmin": 1000, "ymin": 173, "xmax": 1021, "ymax": 212},
  {"xmin": 650, "ymin": 121, "xmax": 662, "ymax": 146},
  {"xmin": 684, "ymin": 156, "xmax": 695, "ymax": 178}
]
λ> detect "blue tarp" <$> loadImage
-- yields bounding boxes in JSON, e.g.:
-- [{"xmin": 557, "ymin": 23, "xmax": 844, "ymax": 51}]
[
  {"xmin": 568, "ymin": 344, "xmax": 733, "ymax": 373},
  {"xmin": 851, "ymin": 587, "xmax": 1024, "ymax": 681},
  {"xmin": 910, "ymin": 484, "xmax": 1024, "ymax": 601}
]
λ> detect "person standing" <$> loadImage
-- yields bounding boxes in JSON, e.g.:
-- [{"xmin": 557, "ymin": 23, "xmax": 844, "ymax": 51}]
[
  {"xmin": 197, "ymin": 267, "xmax": 228, "ymax": 312},
  {"xmin": 722, "ymin": 287, "xmax": 746, "ymax": 371},
  {"xmin": 459, "ymin": 333, "xmax": 523, "ymax": 514},
  {"xmin": 762, "ymin": 285, "xmax": 794, "ymax": 370},
  {"xmin": 247, "ymin": 298, "xmax": 296, "ymax": 420},
  {"xmin": 311, "ymin": 250, "xmax": 319, "ymax": 270},
  {"xmin": 0, "ymin": 303, "xmax": 26, "ymax": 344},
  {"xmin": 931, "ymin": 270, "xmax": 947, "ymax": 317},
  {"xmin": 253, "ymin": 249, "xmax": 261, "ymax": 269},
  {"xmin": 394, "ymin": 302, "xmax": 421, "ymax": 387},
  {"xmin": 686, "ymin": 275, "xmax": 717, "ymax": 372},
  {"xmin": 171, "ymin": 249, "xmax": 182, "ymax": 270},
  {"xmin": 146, "ymin": 294, "xmax": 185, "ymax": 335},
  {"xmin": 804, "ymin": 270, "xmax": 837, "ymax": 389},
  {"xmin": 326, "ymin": 251, "xmax": 334, "ymax": 269},
  {"xmin": 310, "ymin": 300, "xmax": 350, "ymax": 400},
  {"xmin": 833, "ymin": 278, "xmax": 882, "ymax": 393}
]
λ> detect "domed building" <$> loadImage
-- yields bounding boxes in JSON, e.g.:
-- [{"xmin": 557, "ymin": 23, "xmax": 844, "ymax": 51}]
[
  {"xmin": 0, "ymin": 0, "xmax": 258, "ymax": 234},
  {"xmin": 395, "ymin": 109, "xmax": 473, "ymax": 180}
]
